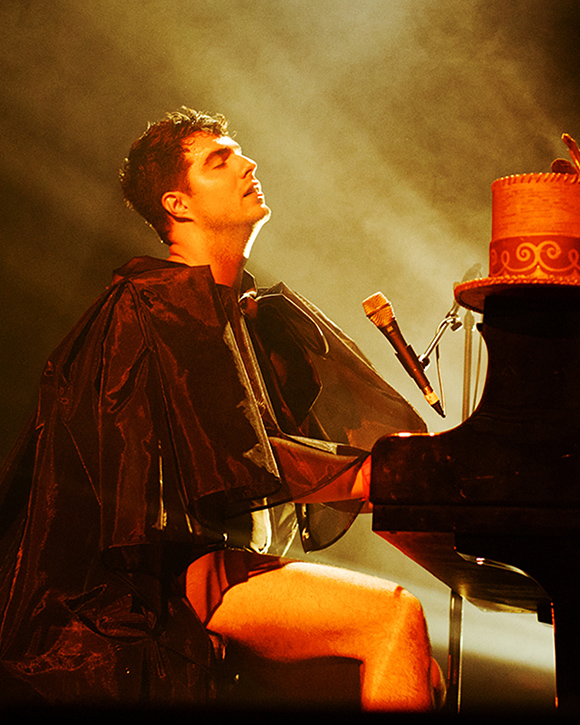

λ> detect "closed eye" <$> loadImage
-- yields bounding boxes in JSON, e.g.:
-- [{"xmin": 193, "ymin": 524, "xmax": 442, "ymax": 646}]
[{"xmin": 204, "ymin": 143, "xmax": 241, "ymax": 169}]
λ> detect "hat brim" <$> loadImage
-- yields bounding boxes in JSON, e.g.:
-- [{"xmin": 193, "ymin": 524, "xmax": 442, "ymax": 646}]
[{"xmin": 454, "ymin": 275, "xmax": 580, "ymax": 313}]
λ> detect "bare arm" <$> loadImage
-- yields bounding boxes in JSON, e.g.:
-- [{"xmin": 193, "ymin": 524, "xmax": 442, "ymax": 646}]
[{"xmin": 268, "ymin": 436, "xmax": 372, "ymax": 509}]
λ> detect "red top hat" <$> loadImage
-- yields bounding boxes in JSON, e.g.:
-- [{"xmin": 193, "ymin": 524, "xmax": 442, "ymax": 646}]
[{"xmin": 455, "ymin": 136, "xmax": 580, "ymax": 313}]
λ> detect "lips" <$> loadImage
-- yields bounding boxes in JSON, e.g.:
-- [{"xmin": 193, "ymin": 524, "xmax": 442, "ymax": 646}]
[{"xmin": 244, "ymin": 181, "xmax": 262, "ymax": 197}]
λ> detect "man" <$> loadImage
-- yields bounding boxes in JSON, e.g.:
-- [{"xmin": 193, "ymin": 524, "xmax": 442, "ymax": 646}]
[{"xmin": 0, "ymin": 108, "xmax": 443, "ymax": 710}]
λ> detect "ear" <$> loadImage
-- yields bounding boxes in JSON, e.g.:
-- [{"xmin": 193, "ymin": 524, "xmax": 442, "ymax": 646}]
[{"xmin": 161, "ymin": 191, "xmax": 194, "ymax": 222}]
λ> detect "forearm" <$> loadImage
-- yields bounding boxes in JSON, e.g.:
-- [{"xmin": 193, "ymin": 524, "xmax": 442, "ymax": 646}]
[
  {"xmin": 268, "ymin": 436, "xmax": 372, "ymax": 506},
  {"xmin": 297, "ymin": 454, "xmax": 372, "ymax": 513}
]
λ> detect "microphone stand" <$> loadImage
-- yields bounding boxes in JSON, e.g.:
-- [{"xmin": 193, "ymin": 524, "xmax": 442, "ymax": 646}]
[
  {"xmin": 415, "ymin": 279, "xmax": 480, "ymax": 714},
  {"xmin": 444, "ymin": 309, "xmax": 477, "ymax": 714},
  {"xmin": 419, "ymin": 299, "xmax": 463, "ymax": 370},
  {"xmin": 419, "ymin": 261, "xmax": 481, "ymax": 374}
]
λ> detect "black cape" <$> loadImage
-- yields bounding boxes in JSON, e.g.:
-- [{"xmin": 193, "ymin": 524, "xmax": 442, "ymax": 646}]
[{"xmin": 0, "ymin": 256, "xmax": 425, "ymax": 705}]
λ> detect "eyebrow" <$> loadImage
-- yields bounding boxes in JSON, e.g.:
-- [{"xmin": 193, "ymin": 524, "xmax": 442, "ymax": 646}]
[{"xmin": 203, "ymin": 142, "xmax": 242, "ymax": 168}]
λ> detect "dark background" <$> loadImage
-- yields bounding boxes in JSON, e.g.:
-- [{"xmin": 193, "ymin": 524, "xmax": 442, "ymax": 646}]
[{"xmin": 2, "ymin": 0, "xmax": 579, "ymax": 712}]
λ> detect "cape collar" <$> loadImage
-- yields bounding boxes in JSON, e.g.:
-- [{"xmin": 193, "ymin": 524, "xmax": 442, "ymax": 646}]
[{"xmin": 111, "ymin": 255, "xmax": 256, "ymax": 297}]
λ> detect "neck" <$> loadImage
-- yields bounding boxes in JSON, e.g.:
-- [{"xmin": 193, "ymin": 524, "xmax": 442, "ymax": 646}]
[{"xmin": 166, "ymin": 226, "xmax": 251, "ymax": 292}]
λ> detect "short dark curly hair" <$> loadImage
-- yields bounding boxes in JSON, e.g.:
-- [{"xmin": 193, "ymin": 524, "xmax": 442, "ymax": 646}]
[{"xmin": 119, "ymin": 107, "xmax": 229, "ymax": 242}]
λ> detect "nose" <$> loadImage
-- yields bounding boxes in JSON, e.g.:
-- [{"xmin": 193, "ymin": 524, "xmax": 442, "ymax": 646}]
[{"xmin": 241, "ymin": 154, "xmax": 258, "ymax": 176}]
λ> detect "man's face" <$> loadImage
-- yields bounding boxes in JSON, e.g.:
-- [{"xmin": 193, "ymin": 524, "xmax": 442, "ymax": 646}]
[{"xmin": 180, "ymin": 133, "xmax": 271, "ymax": 233}]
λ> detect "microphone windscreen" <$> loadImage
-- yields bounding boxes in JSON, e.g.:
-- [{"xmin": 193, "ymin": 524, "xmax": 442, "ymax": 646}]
[{"xmin": 362, "ymin": 292, "xmax": 396, "ymax": 326}]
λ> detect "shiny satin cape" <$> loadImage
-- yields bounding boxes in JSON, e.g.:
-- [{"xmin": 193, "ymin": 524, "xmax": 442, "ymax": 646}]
[{"xmin": 0, "ymin": 256, "xmax": 425, "ymax": 705}]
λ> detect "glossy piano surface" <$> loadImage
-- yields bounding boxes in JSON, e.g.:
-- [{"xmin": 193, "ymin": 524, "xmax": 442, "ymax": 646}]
[
  {"xmin": 370, "ymin": 288, "xmax": 580, "ymax": 710},
  {"xmin": 371, "ymin": 289, "xmax": 580, "ymax": 615}
]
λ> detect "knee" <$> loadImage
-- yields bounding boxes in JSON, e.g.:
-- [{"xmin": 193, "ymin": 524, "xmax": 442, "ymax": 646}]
[
  {"xmin": 375, "ymin": 585, "xmax": 430, "ymax": 643},
  {"xmin": 399, "ymin": 588, "xmax": 427, "ymax": 622},
  {"xmin": 380, "ymin": 583, "xmax": 425, "ymax": 618},
  {"xmin": 400, "ymin": 589, "xmax": 430, "ymax": 638}
]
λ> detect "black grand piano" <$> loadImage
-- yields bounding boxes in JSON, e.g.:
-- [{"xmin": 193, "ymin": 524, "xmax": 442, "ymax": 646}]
[{"xmin": 370, "ymin": 287, "xmax": 580, "ymax": 713}]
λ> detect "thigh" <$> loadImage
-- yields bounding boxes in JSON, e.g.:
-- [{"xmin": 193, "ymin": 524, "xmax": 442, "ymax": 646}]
[
  {"xmin": 206, "ymin": 560, "xmax": 411, "ymax": 662},
  {"xmin": 186, "ymin": 549, "xmax": 287, "ymax": 625}
]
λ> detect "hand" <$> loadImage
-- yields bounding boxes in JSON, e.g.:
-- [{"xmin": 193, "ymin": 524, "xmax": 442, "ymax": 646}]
[{"xmin": 352, "ymin": 454, "xmax": 372, "ymax": 501}]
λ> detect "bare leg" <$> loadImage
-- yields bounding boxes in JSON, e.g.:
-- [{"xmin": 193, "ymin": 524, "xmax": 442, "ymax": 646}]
[{"xmin": 199, "ymin": 561, "xmax": 442, "ymax": 712}]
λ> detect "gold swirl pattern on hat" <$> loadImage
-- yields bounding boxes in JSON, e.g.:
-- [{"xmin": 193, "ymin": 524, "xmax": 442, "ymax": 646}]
[{"xmin": 490, "ymin": 237, "xmax": 580, "ymax": 278}]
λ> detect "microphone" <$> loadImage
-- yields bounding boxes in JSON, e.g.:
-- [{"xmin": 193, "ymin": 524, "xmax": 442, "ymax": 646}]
[{"xmin": 363, "ymin": 292, "xmax": 445, "ymax": 417}]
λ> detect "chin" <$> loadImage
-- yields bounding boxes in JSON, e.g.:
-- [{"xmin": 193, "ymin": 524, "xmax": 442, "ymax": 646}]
[
  {"xmin": 258, "ymin": 202, "xmax": 271, "ymax": 220},
  {"xmin": 254, "ymin": 205, "xmax": 271, "ymax": 227}
]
